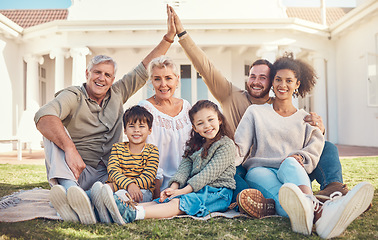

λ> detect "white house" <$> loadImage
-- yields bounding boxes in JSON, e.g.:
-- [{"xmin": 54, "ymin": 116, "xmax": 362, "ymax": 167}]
[{"xmin": 0, "ymin": 0, "xmax": 377, "ymax": 152}]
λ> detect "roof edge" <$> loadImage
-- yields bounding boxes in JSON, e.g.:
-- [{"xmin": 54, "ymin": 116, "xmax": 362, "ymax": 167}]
[
  {"xmin": 0, "ymin": 13, "xmax": 23, "ymax": 38},
  {"xmin": 330, "ymin": 0, "xmax": 378, "ymax": 36},
  {"xmin": 22, "ymin": 18, "xmax": 330, "ymax": 38}
]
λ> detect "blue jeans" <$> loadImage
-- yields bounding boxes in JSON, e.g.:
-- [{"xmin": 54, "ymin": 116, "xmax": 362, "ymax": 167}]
[
  {"xmin": 308, "ymin": 141, "xmax": 343, "ymax": 189},
  {"xmin": 232, "ymin": 165, "xmax": 248, "ymax": 203},
  {"xmin": 232, "ymin": 141, "xmax": 343, "ymax": 202},
  {"xmin": 244, "ymin": 157, "xmax": 311, "ymax": 217},
  {"xmin": 155, "ymin": 186, "xmax": 233, "ymax": 217}
]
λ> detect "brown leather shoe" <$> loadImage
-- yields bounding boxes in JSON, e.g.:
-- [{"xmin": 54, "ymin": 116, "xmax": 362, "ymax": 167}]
[
  {"xmin": 236, "ymin": 189, "xmax": 275, "ymax": 218},
  {"xmin": 315, "ymin": 182, "xmax": 349, "ymax": 203}
]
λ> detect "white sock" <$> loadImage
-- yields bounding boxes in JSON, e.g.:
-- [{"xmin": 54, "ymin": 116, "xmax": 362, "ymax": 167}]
[{"xmin": 135, "ymin": 206, "xmax": 145, "ymax": 220}]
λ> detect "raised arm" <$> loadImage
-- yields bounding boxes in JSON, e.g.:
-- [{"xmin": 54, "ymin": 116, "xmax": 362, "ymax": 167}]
[
  {"xmin": 141, "ymin": 4, "xmax": 176, "ymax": 68},
  {"xmin": 169, "ymin": 6, "xmax": 235, "ymax": 103}
]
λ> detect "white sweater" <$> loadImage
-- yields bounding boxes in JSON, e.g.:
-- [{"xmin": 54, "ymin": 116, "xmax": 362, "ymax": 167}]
[{"xmin": 234, "ymin": 104, "xmax": 324, "ymax": 174}]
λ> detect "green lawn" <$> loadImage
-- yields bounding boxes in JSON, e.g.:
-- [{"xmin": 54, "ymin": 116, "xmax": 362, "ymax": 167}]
[{"xmin": 0, "ymin": 157, "xmax": 377, "ymax": 239}]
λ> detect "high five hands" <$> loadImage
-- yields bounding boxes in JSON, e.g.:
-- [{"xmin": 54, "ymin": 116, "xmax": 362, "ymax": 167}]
[{"xmin": 167, "ymin": 5, "xmax": 186, "ymax": 37}]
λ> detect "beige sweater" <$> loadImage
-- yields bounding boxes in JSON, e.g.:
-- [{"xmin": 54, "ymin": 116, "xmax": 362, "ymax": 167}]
[{"xmin": 234, "ymin": 104, "xmax": 324, "ymax": 174}]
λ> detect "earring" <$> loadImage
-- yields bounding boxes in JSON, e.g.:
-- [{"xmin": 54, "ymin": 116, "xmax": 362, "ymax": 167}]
[
  {"xmin": 271, "ymin": 86, "xmax": 276, "ymax": 96},
  {"xmin": 294, "ymin": 88, "xmax": 299, "ymax": 95}
]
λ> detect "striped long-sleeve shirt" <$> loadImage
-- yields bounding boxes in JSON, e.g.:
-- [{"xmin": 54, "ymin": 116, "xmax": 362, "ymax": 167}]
[{"xmin": 107, "ymin": 142, "xmax": 159, "ymax": 192}]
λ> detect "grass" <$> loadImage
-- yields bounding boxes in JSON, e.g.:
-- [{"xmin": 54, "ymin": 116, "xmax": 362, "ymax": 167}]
[{"xmin": 0, "ymin": 157, "xmax": 377, "ymax": 240}]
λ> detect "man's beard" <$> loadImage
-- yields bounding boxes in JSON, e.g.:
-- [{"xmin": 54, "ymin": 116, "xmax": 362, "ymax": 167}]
[{"xmin": 247, "ymin": 84, "xmax": 271, "ymax": 98}]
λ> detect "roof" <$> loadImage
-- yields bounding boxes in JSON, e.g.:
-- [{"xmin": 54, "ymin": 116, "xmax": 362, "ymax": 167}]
[
  {"xmin": 286, "ymin": 7, "xmax": 353, "ymax": 25},
  {"xmin": 0, "ymin": 9, "xmax": 67, "ymax": 28},
  {"xmin": 0, "ymin": 7, "xmax": 352, "ymax": 29}
]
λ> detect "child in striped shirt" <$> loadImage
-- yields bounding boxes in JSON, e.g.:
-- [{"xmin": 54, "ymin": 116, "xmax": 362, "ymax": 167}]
[{"xmin": 91, "ymin": 105, "xmax": 159, "ymax": 223}]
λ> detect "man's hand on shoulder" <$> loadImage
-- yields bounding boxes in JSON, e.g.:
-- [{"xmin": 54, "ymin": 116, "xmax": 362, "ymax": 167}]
[
  {"xmin": 65, "ymin": 148, "xmax": 86, "ymax": 180},
  {"xmin": 304, "ymin": 112, "xmax": 325, "ymax": 134}
]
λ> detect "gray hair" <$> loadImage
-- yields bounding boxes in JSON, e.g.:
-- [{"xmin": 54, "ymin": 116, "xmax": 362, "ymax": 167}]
[
  {"xmin": 87, "ymin": 55, "xmax": 117, "ymax": 75},
  {"xmin": 148, "ymin": 55, "xmax": 179, "ymax": 79}
]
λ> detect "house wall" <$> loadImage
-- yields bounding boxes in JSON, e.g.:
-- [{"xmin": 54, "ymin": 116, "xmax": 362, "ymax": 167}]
[
  {"xmin": 68, "ymin": 0, "xmax": 287, "ymax": 21},
  {"xmin": 335, "ymin": 14, "xmax": 378, "ymax": 146},
  {"xmin": 2, "ymin": 0, "xmax": 377, "ymax": 153},
  {"xmin": 0, "ymin": 36, "xmax": 22, "ymax": 151}
]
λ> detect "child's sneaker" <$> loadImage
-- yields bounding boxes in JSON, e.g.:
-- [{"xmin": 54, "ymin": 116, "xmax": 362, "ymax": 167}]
[
  {"xmin": 113, "ymin": 194, "xmax": 137, "ymax": 224},
  {"xmin": 91, "ymin": 182, "xmax": 111, "ymax": 223},
  {"xmin": 49, "ymin": 185, "xmax": 79, "ymax": 222},
  {"xmin": 315, "ymin": 182, "xmax": 374, "ymax": 239},
  {"xmin": 236, "ymin": 189, "xmax": 275, "ymax": 218},
  {"xmin": 67, "ymin": 186, "xmax": 97, "ymax": 224},
  {"xmin": 279, "ymin": 183, "xmax": 317, "ymax": 235},
  {"xmin": 101, "ymin": 184, "xmax": 137, "ymax": 224},
  {"xmin": 101, "ymin": 184, "xmax": 125, "ymax": 225}
]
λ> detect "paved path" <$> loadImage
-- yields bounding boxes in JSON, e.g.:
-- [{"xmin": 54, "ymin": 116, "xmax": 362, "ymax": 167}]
[
  {"xmin": 0, "ymin": 144, "xmax": 377, "ymax": 165},
  {"xmin": 335, "ymin": 144, "xmax": 378, "ymax": 158}
]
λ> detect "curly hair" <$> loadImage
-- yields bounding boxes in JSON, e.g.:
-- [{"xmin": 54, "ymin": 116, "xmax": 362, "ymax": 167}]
[
  {"xmin": 183, "ymin": 100, "xmax": 234, "ymax": 159},
  {"xmin": 271, "ymin": 53, "xmax": 317, "ymax": 98}
]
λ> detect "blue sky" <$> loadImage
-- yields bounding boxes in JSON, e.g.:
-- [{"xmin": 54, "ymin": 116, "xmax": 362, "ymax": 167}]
[
  {"xmin": 0, "ymin": 0, "xmax": 71, "ymax": 9},
  {"xmin": 0, "ymin": 0, "xmax": 356, "ymax": 9}
]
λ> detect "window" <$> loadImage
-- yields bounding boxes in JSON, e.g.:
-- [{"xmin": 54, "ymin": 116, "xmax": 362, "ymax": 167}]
[
  {"xmin": 180, "ymin": 65, "xmax": 192, "ymax": 104},
  {"xmin": 244, "ymin": 64, "xmax": 250, "ymax": 90},
  {"xmin": 40, "ymin": 81, "xmax": 46, "ymax": 106},
  {"xmin": 23, "ymin": 61, "xmax": 27, "ymax": 110},
  {"xmin": 39, "ymin": 67, "xmax": 46, "ymax": 79},
  {"xmin": 39, "ymin": 66, "xmax": 47, "ymax": 106},
  {"xmin": 196, "ymin": 72, "xmax": 208, "ymax": 101}
]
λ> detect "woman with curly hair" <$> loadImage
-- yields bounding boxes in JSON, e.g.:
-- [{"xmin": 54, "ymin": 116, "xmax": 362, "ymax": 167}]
[{"xmin": 235, "ymin": 54, "xmax": 373, "ymax": 239}]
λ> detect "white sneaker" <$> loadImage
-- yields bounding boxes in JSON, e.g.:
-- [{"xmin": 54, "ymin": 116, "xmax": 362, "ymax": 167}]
[
  {"xmin": 279, "ymin": 183, "xmax": 315, "ymax": 235},
  {"xmin": 49, "ymin": 185, "xmax": 79, "ymax": 222},
  {"xmin": 101, "ymin": 184, "xmax": 125, "ymax": 225},
  {"xmin": 91, "ymin": 182, "xmax": 111, "ymax": 223},
  {"xmin": 67, "ymin": 186, "xmax": 97, "ymax": 224},
  {"xmin": 315, "ymin": 182, "xmax": 374, "ymax": 239}
]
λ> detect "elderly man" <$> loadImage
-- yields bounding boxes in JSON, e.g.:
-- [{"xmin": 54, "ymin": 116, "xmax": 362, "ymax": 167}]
[{"xmin": 34, "ymin": 12, "xmax": 176, "ymax": 224}]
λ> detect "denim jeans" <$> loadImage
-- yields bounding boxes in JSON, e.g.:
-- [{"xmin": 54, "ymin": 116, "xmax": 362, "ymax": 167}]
[
  {"xmin": 232, "ymin": 165, "xmax": 248, "ymax": 203},
  {"xmin": 232, "ymin": 141, "xmax": 344, "ymax": 203},
  {"xmin": 244, "ymin": 157, "xmax": 311, "ymax": 217},
  {"xmin": 155, "ymin": 186, "xmax": 233, "ymax": 217},
  {"xmin": 308, "ymin": 141, "xmax": 343, "ymax": 189}
]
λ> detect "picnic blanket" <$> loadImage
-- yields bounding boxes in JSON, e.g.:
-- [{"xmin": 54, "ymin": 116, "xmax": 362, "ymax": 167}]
[{"xmin": 0, "ymin": 188, "xmax": 263, "ymax": 222}]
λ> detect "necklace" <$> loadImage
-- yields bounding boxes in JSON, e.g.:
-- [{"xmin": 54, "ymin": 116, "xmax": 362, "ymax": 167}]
[{"xmin": 153, "ymin": 95, "xmax": 160, "ymax": 106}]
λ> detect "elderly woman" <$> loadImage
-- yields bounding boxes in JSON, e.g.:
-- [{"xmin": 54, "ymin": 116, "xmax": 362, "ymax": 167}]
[{"xmin": 139, "ymin": 55, "xmax": 192, "ymax": 196}]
